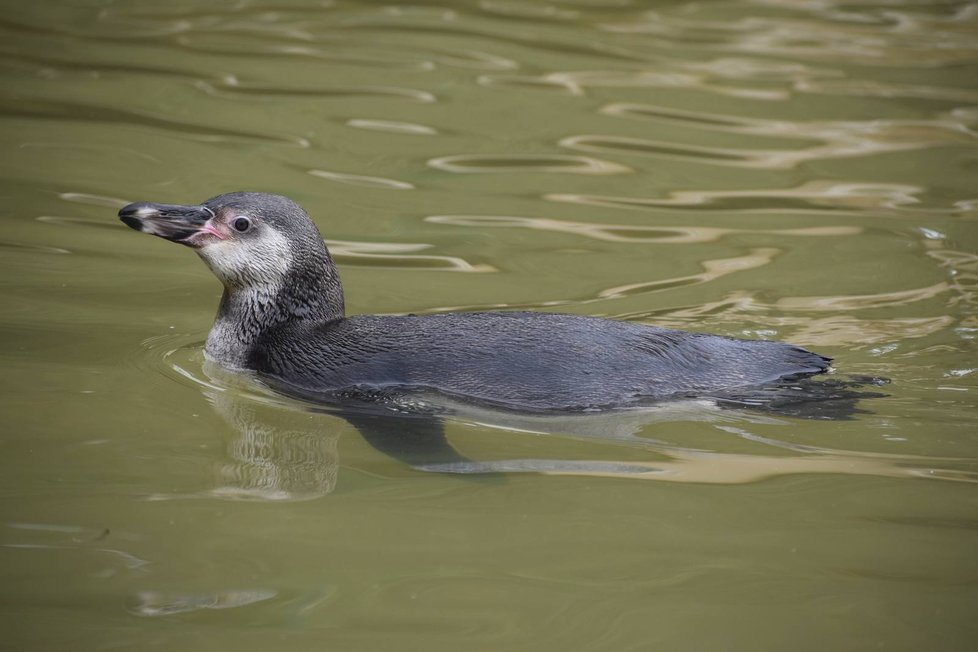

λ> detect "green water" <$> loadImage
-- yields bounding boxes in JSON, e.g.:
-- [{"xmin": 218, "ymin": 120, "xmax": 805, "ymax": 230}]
[{"xmin": 2, "ymin": 0, "xmax": 977, "ymax": 649}]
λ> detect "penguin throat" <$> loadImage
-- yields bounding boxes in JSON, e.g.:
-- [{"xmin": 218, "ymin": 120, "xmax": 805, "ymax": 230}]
[
  {"xmin": 204, "ymin": 270, "xmax": 345, "ymax": 368},
  {"xmin": 205, "ymin": 284, "xmax": 288, "ymax": 369}
]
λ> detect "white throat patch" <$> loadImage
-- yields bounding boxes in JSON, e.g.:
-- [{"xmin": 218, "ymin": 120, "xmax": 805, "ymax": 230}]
[{"xmin": 196, "ymin": 225, "xmax": 293, "ymax": 289}]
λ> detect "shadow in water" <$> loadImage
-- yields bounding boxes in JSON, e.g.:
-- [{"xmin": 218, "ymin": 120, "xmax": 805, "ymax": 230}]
[{"xmin": 172, "ymin": 362, "xmax": 978, "ymax": 500}]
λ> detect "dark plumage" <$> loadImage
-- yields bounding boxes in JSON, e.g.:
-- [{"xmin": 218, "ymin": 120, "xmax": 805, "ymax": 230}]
[{"xmin": 119, "ymin": 192, "xmax": 831, "ymax": 412}]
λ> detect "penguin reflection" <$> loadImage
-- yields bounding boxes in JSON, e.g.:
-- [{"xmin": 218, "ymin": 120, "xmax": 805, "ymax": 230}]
[
  {"xmin": 201, "ymin": 362, "xmax": 341, "ymax": 500},
  {"xmin": 194, "ymin": 364, "xmax": 971, "ymax": 497}
]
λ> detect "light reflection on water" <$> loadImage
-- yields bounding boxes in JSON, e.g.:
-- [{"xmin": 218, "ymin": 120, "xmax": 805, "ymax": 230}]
[{"xmin": 1, "ymin": 0, "xmax": 977, "ymax": 650}]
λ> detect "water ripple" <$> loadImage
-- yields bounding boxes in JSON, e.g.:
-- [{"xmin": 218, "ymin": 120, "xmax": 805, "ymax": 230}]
[
  {"xmin": 478, "ymin": 70, "xmax": 703, "ymax": 97},
  {"xmin": 477, "ymin": 1, "xmax": 580, "ymax": 22},
  {"xmin": 343, "ymin": 23, "xmax": 648, "ymax": 64},
  {"xmin": 128, "ymin": 589, "xmax": 278, "ymax": 617},
  {"xmin": 428, "ymin": 154, "xmax": 630, "ymax": 175},
  {"xmin": 547, "ymin": 181, "xmax": 924, "ymax": 214},
  {"xmin": 57, "ymin": 191, "xmax": 129, "ymax": 208},
  {"xmin": 777, "ymin": 283, "xmax": 952, "ymax": 312},
  {"xmin": 597, "ymin": 249, "xmax": 780, "ymax": 300},
  {"xmin": 599, "ymin": 5, "xmax": 978, "ymax": 67},
  {"xmin": 346, "ymin": 119, "xmax": 438, "ymax": 135},
  {"xmin": 602, "ymin": 102, "xmax": 977, "ymax": 145},
  {"xmin": 3, "ymin": 522, "xmax": 150, "ymax": 574},
  {"xmin": 0, "ymin": 240, "xmax": 71, "ymax": 255},
  {"xmin": 0, "ymin": 94, "xmax": 309, "ymax": 146},
  {"xmin": 0, "ymin": 46, "xmax": 212, "ymax": 81},
  {"xmin": 195, "ymin": 78, "xmax": 436, "ymax": 103},
  {"xmin": 426, "ymin": 214, "xmax": 861, "ymax": 243},
  {"xmin": 421, "ymin": 47, "xmax": 519, "ymax": 71},
  {"xmin": 562, "ymin": 109, "xmax": 974, "ymax": 168},
  {"xmin": 562, "ymin": 134, "xmax": 755, "ymax": 164},
  {"xmin": 482, "ymin": 61, "xmax": 978, "ymax": 105},
  {"xmin": 18, "ymin": 141, "xmax": 161, "ymax": 165},
  {"xmin": 788, "ymin": 316, "xmax": 955, "ymax": 347},
  {"xmin": 796, "ymin": 79, "xmax": 978, "ymax": 103},
  {"xmin": 308, "ymin": 169, "xmax": 415, "ymax": 190},
  {"xmin": 422, "ymin": 453, "xmax": 978, "ymax": 485},
  {"xmin": 328, "ymin": 240, "xmax": 494, "ymax": 273}
]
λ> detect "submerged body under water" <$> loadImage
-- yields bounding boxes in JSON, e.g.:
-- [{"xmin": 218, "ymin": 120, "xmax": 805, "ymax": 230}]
[
  {"xmin": 198, "ymin": 356, "xmax": 886, "ymax": 478},
  {"xmin": 191, "ymin": 358, "xmax": 902, "ymax": 496}
]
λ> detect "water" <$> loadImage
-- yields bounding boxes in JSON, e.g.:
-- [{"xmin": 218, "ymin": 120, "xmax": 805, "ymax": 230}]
[{"xmin": 1, "ymin": 0, "xmax": 977, "ymax": 649}]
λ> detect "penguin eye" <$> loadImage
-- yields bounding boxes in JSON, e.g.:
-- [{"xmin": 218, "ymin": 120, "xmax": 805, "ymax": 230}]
[{"xmin": 232, "ymin": 216, "xmax": 252, "ymax": 233}]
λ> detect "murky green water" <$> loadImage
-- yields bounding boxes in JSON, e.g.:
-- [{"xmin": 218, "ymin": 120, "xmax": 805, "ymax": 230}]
[{"xmin": 2, "ymin": 0, "xmax": 977, "ymax": 649}]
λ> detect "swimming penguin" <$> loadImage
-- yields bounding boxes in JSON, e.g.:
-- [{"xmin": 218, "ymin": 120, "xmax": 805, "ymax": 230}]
[{"xmin": 119, "ymin": 192, "xmax": 831, "ymax": 413}]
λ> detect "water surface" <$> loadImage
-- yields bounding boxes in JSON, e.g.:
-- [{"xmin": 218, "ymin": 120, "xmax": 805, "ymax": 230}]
[{"xmin": 1, "ymin": 1, "xmax": 977, "ymax": 650}]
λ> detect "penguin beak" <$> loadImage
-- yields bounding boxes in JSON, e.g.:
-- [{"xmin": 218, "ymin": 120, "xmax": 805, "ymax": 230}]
[{"xmin": 119, "ymin": 202, "xmax": 216, "ymax": 246}]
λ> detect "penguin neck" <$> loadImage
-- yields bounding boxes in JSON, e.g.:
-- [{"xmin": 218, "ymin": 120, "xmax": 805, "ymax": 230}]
[{"xmin": 204, "ymin": 258, "xmax": 345, "ymax": 369}]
